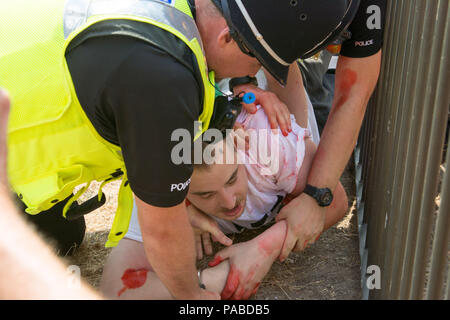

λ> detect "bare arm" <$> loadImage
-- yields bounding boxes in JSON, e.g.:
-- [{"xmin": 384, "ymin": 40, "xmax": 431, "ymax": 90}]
[
  {"xmin": 135, "ymin": 196, "xmax": 219, "ymax": 300},
  {"xmin": 0, "ymin": 89, "xmax": 100, "ymax": 300},
  {"xmin": 307, "ymin": 52, "xmax": 382, "ymax": 190},
  {"xmin": 267, "ymin": 53, "xmax": 382, "ymax": 260},
  {"xmin": 0, "ymin": 199, "xmax": 102, "ymax": 299}
]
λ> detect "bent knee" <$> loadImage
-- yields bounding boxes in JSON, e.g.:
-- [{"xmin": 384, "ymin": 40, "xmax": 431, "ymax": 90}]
[{"xmin": 100, "ymin": 238, "xmax": 150, "ymax": 298}]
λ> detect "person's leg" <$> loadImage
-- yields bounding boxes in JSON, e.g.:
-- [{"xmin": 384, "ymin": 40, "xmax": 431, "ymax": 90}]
[
  {"xmin": 17, "ymin": 196, "xmax": 86, "ymax": 256},
  {"xmin": 100, "ymin": 238, "xmax": 230, "ymax": 299}
]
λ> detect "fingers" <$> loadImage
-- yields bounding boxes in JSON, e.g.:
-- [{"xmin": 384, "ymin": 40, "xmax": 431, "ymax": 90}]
[
  {"xmin": 278, "ymin": 227, "xmax": 297, "ymax": 262},
  {"xmin": 197, "ymin": 229, "xmax": 231, "ymax": 259},
  {"xmin": 251, "ymin": 282, "xmax": 261, "ymax": 297},
  {"xmin": 195, "ymin": 233, "xmax": 203, "ymax": 260},
  {"xmin": 231, "ymin": 280, "xmax": 261, "ymax": 300},
  {"xmin": 293, "ymin": 232, "xmax": 321, "ymax": 252},
  {"xmin": 276, "ymin": 109, "xmax": 292, "ymax": 136},
  {"xmin": 221, "ymin": 265, "xmax": 240, "ymax": 300},
  {"xmin": 208, "ymin": 255, "xmax": 224, "ymax": 268},
  {"xmin": 231, "ymin": 286, "xmax": 245, "ymax": 300},
  {"xmin": 275, "ymin": 209, "xmax": 287, "ymax": 223},
  {"xmin": 233, "ymin": 127, "xmax": 250, "ymax": 152},
  {"xmin": 233, "ymin": 122, "xmax": 244, "ymax": 131},
  {"xmin": 209, "ymin": 227, "xmax": 232, "ymax": 247},
  {"xmin": 293, "ymin": 239, "xmax": 308, "ymax": 252},
  {"xmin": 270, "ymin": 105, "xmax": 290, "ymax": 136},
  {"xmin": 202, "ymin": 233, "xmax": 213, "ymax": 256},
  {"xmin": 261, "ymin": 94, "xmax": 290, "ymax": 135},
  {"xmin": 238, "ymin": 87, "xmax": 291, "ymax": 135},
  {"xmin": 242, "ymin": 282, "xmax": 260, "ymax": 300},
  {"xmin": 242, "ymin": 102, "xmax": 257, "ymax": 114}
]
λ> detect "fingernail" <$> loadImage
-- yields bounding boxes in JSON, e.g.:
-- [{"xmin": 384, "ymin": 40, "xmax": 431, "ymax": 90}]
[
  {"xmin": 315, "ymin": 234, "xmax": 321, "ymax": 242},
  {"xmin": 283, "ymin": 131, "xmax": 288, "ymax": 137}
]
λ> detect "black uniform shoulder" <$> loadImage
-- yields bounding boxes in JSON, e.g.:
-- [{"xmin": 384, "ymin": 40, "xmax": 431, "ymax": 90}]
[{"xmin": 340, "ymin": 0, "xmax": 387, "ymax": 58}]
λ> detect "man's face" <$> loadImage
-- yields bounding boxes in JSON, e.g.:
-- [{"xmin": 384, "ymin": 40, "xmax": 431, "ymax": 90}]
[
  {"xmin": 200, "ymin": 16, "xmax": 261, "ymax": 79},
  {"xmin": 187, "ymin": 162, "xmax": 248, "ymax": 221},
  {"xmin": 195, "ymin": 0, "xmax": 261, "ymax": 79},
  {"xmin": 211, "ymin": 43, "xmax": 262, "ymax": 80}
]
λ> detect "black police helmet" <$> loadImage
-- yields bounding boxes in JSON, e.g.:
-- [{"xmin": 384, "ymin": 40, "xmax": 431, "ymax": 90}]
[{"xmin": 212, "ymin": 0, "xmax": 360, "ymax": 86}]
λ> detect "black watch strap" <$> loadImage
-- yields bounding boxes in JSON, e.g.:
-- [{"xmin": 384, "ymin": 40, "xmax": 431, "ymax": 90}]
[{"xmin": 229, "ymin": 76, "xmax": 258, "ymax": 92}]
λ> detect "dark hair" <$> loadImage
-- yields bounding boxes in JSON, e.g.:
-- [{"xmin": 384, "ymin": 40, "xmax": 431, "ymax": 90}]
[
  {"xmin": 192, "ymin": 140, "xmax": 237, "ymax": 171},
  {"xmin": 193, "ymin": 142, "xmax": 216, "ymax": 171}
]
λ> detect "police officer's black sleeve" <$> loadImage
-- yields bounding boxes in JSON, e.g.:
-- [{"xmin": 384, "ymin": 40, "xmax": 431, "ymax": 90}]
[
  {"xmin": 67, "ymin": 36, "xmax": 201, "ymax": 208},
  {"xmin": 340, "ymin": 0, "xmax": 387, "ymax": 58}
]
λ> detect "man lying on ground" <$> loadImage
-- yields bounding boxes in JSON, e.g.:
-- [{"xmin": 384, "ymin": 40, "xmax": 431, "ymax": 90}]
[{"xmin": 100, "ymin": 105, "xmax": 348, "ymax": 300}]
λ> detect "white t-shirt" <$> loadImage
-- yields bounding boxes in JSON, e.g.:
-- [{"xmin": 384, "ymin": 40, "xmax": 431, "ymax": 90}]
[{"xmin": 125, "ymin": 106, "xmax": 311, "ymax": 242}]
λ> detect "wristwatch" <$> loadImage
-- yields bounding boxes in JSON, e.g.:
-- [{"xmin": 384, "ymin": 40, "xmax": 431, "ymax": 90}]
[
  {"xmin": 303, "ymin": 184, "xmax": 333, "ymax": 207},
  {"xmin": 229, "ymin": 76, "xmax": 258, "ymax": 92}
]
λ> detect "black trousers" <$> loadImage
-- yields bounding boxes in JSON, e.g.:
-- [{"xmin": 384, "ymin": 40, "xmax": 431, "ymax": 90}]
[{"xmin": 17, "ymin": 196, "xmax": 86, "ymax": 256}]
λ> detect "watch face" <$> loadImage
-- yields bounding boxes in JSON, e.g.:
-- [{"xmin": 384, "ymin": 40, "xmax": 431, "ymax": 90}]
[{"xmin": 319, "ymin": 189, "xmax": 333, "ymax": 206}]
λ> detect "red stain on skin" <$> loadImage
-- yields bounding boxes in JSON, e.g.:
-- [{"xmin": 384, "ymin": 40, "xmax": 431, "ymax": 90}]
[
  {"xmin": 221, "ymin": 265, "xmax": 240, "ymax": 300},
  {"xmin": 208, "ymin": 255, "xmax": 223, "ymax": 267},
  {"xmin": 117, "ymin": 268, "xmax": 148, "ymax": 297},
  {"xmin": 303, "ymin": 240, "xmax": 309, "ymax": 249},
  {"xmin": 335, "ymin": 69, "xmax": 358, "ymax": 109},
  {"xmin": 258, "ymin": 236, "xmax": 275, "ymax": 257},
  {"xmin": 233, "ymin": 269, "xmax": 257, "ymax": 300},
  {"xmin": 233, "ymin": 286, "xmax": 246, "ymax": 300}
]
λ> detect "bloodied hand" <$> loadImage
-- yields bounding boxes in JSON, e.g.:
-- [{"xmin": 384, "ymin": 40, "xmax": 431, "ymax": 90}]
[
  {"xmin": 208, "ymin": 221, "xmax": 287, "ymax": 300},
  {"xmin": 208, "ymin": 241, "xmax": 266, "ymax": 300},
  {"xmin": 276, "ymin": 193, "xmax": 325, "ymax": 261},
  {"xmin": 233, "ymin": 83, "xmax": 292, "ymax": 137}
]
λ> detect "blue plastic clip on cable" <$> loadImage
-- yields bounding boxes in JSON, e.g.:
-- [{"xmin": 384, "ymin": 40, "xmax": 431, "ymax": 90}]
[{"xmin": 242, "ymin": 92, "xmax": 256, "ymax": 104}]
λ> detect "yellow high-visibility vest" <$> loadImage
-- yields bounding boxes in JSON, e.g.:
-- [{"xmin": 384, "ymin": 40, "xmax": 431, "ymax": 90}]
[{"xmin": 0, "ymin": 0, "xmax": 216, "ymax": 247}]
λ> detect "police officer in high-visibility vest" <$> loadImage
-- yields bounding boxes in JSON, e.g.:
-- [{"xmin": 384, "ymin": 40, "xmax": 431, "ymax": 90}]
[{"xmin": 0, "ymin": 0, "xmax": 359, "ymax": 299}]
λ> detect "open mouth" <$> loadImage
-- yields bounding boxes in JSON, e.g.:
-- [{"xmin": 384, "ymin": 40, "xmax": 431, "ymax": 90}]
[{"xmin": 224, "ymin": 203, "xmax": 243, "ymax": 217}]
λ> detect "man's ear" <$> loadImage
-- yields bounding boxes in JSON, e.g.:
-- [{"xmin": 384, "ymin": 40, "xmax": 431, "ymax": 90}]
[{"xmin": 217, "ymin": 27, "xmax": 233, "ymax": 48}]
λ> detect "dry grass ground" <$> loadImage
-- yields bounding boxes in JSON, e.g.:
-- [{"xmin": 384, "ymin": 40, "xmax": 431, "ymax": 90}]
[{"xmin": 67, "ymin": 160, "xmax": 361, "ymax": 300}]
